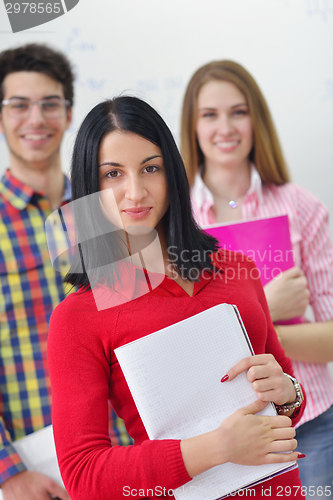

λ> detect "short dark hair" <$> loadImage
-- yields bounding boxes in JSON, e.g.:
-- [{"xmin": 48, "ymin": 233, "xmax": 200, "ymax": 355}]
[
  {"xmin": 0, "ymin": 43, "xmax": 74, "ymax": 105},
  {"xmin": 65, "ymin": 96, "xmax": 218, "ymax": 290}
]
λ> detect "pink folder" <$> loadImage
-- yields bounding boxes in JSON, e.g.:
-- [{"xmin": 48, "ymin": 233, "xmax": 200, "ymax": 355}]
[{"xmin": 204, "ymin": 215, "xmax": 301, "ymax": 324}]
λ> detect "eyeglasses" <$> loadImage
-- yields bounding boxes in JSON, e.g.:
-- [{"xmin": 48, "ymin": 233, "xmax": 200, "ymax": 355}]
[{"xmin": 1, "ymin": 97, "xmax": 70, "ymax": 119}]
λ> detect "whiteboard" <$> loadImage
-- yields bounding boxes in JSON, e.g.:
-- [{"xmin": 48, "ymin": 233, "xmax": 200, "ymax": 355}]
[{"xmin": 0, "ymin": 0, "xmax": 332, "ymax": 233}]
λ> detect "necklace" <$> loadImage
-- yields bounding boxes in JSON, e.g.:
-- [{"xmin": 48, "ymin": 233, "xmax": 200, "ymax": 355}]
[{"xmin": 228, "ymin": 200, "xmax": 238, "ymax": 209}]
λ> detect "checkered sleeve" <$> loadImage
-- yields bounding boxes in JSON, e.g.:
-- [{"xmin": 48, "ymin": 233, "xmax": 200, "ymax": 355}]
[
  {"xmin": 0, "ymin": 416, "xmax": 26, "ymax": 484},
  {"xmin": 109, "ymin": 405, "xmax": 134, "ymax": 446}
]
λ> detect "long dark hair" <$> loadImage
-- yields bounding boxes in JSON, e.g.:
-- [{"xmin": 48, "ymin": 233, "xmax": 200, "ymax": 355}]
[{"xmin": 65, "ymin": 96, "xmax": 218, "ymax": 290}]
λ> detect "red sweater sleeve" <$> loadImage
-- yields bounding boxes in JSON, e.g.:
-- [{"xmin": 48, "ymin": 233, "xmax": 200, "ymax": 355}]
[
  {"xmin": 243, "ymin": 256, "xmax": 306, "ymax": 425},
  {"xmin": 47, "ymin": 296, "xmax": 191, "ymax": 500}
]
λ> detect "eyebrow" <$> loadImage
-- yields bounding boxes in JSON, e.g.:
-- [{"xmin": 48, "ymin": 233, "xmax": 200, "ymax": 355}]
[
  {"xmin": 198, "ymin": 102, "xmax": 248, "ymax": 111},
  {"xmin": 7, "ymin": 95, "xmax": 62, "ymax": 101},
  {"xmin": 231, "ymin": 103, "xmax": 248, "ymax": 108},
  {"xmin": 142, "ymin": 155, "xmax": 162, "ymax": 164},
  {"xmin": 99, "ymin": 154, "xmax": 163, "ymax": 168}
]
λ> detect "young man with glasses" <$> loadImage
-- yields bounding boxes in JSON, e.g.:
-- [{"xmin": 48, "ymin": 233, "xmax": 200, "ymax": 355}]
[{"xmin": 0, "ymin": 43, "xmax": 131, "ymax": 500}]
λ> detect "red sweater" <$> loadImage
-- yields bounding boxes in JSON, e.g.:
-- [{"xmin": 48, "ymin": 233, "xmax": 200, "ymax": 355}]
[{"xmin": 48, "ymin": 251, "xmax": 305, "ymax": 500}]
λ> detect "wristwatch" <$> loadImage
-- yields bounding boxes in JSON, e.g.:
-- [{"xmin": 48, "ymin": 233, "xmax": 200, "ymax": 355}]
[{"xmin": 275, "ymin": 373, "xmax": 304, "ymax": 413}]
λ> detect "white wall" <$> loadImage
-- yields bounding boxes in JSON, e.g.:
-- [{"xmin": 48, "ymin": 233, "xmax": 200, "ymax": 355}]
[
  {"xmin": 0, "ymin": 1, "xmax": 332, "ymax": 221},
  {"xmin": 0, "ymin": 1, "xmax": 333, "ymax": 375}
]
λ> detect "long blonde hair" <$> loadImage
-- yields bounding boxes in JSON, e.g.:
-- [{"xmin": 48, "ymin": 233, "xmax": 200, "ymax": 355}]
[{"xmin": 181, "ymin": 60, "xmax": 290, "ymax": 187}]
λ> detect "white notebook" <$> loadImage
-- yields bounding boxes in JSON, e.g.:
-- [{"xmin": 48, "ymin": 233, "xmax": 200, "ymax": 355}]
[
  {"xmin": 115, "ymin": 303, "xmax": 296, "ymax": 500},
  {"xmin": 0, "ymin": 424, "xmax": 64, "ymax": 500}
]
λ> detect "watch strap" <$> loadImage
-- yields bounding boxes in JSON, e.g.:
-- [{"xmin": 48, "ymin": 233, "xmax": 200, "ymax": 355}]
[{"xmin": 275, "ymin": 373, "xmax": 304, "ymax": 413}]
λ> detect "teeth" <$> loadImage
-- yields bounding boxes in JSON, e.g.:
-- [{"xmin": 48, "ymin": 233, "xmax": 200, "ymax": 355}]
[
  {"xmin": 216, "ymin": 141, "xmax": 239, "ymax": 148},
  {"xmin": 24, "ymin": 134, "xmax": 48, "ymax": 140}
]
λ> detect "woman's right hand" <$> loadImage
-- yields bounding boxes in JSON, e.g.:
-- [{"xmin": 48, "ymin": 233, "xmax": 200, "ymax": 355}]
[
  {"xmin": 264, "ymin": 267, "xmax": 310, "ymax": 322},
  {"xmin": 180, "ymin": 399, "xmax": 302, "ymax": 478}
]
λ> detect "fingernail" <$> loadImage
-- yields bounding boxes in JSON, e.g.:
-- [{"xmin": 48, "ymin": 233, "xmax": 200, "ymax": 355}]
[
  {"xmin": 220, "ymin": 374, "xmax": 229, "ymax": 383},
  {"xmin": 297, "ymin": 453, "xmax": 306, "ymax": 459}
]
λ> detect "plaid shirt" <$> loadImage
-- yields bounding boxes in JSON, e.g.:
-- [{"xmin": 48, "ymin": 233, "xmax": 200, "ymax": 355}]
[{"xmin": 0, "ymin": 169, "xmax": 132, "ymax": 484}]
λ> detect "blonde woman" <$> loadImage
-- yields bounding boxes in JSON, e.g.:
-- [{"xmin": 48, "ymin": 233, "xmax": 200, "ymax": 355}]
[{"xmin": 181, "ymin": 60, "xmax": 333, "ymax": 496}]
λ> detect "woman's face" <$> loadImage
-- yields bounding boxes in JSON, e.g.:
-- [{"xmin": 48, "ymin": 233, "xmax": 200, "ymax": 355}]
[
  {"xmin": 196, "ymin": 80, "xmax": 253, "ymax": 171},
  {"xmin": 98, "ymin": 130, "xmax": 169, "ymax": 235}
]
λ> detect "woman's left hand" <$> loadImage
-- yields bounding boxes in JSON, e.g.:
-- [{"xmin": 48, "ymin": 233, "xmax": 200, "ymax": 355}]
[{"xmin": 222, "ymin": 354, "xmax": 296, "ymax": 406}]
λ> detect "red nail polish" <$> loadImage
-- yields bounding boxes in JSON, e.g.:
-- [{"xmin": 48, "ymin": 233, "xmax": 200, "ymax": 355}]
[
  {"xmin": 297, "ymin": 453, "xmax": 306, "ymax": 459},
  {"xmin": 220, "ymin": 374, "xmax": 229, "ymax": 383}
]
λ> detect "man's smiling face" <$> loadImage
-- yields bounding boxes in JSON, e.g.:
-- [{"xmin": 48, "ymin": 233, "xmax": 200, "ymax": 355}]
[{"xmin": 0, "ymin": 71, "xmax": 72, "ymax": 173}]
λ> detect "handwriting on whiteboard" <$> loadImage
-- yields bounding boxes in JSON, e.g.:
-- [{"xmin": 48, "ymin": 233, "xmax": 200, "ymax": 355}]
[
  {"xmin": 76, "ymin": 78, "xmax": 107, "ymax": 92},
  {"xmin": 135, "ymin": 76, "xmax": 184, "ymax": 136},
  {"xmin": 64, "ymin": 27, "xmax": 97, "ymax": 53},
  {"xmin": 274, "ymin": 0, "xmax": 333, "ymax": 19},
  {"xmin": 305, "ymin": 0, "xmax": 333, "ymax": 20},
  {"xmin": 323, "ymin": 79, "xmax": 333, "ymax": 100}
]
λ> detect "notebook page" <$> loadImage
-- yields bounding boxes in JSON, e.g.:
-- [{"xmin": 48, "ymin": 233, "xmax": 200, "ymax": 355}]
[{"xmin": 115, "ymin": 303, "xmax": 296, "ymax": 500}]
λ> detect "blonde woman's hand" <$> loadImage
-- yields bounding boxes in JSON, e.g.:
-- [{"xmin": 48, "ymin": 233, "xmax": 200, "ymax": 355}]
[{"xmin": 264, "ymin": 267, "xmax": 310, "ymax": 322}]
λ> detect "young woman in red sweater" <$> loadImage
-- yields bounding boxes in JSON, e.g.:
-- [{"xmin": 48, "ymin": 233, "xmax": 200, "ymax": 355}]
[{"xmin": 47, "ymin": 96, "xmax": 306, "ymax": 500}]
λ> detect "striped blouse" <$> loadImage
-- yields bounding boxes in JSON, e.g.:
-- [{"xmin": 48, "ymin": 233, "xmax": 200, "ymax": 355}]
[{"xmin": 191, "ymin": 166, "xmax": 333, "ymax": 427}]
